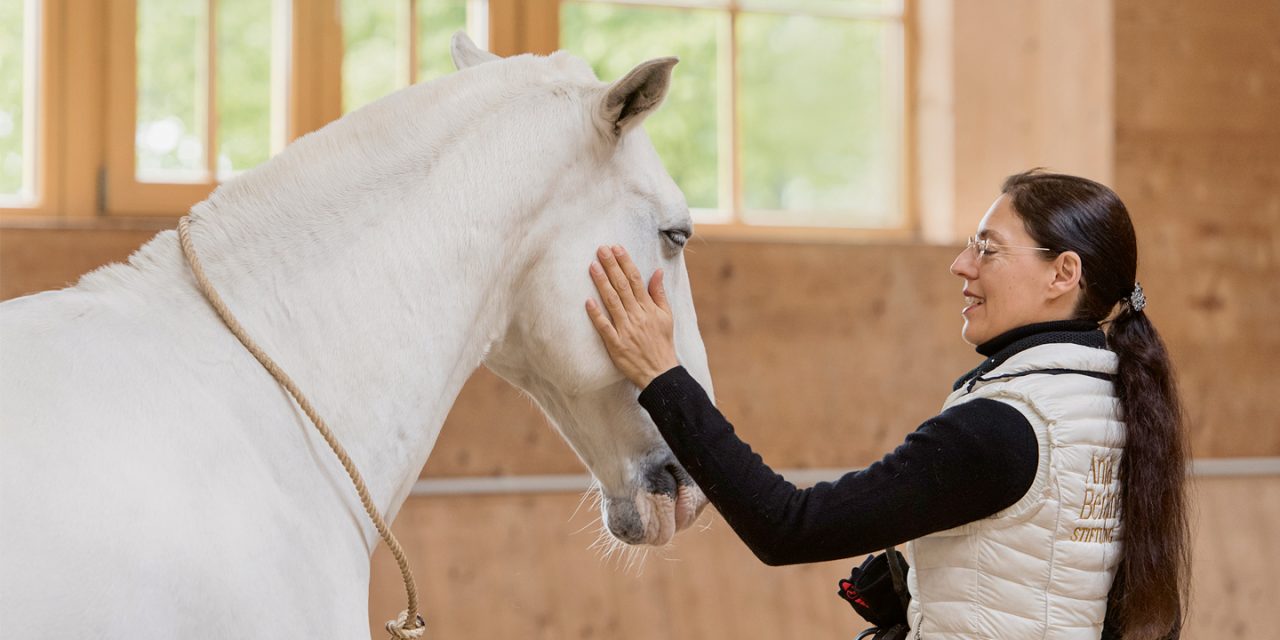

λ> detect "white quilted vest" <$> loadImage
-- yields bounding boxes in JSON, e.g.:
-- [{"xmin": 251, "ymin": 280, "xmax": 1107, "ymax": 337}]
[{"xmin": 905, "ymin": 343, "xmax": 1125, "ymax": 639}]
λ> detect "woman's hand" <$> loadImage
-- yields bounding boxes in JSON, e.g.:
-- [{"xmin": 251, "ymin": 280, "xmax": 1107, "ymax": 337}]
[{"xmin": 585, "ymin": 245, "xmax": 679, "ymax": 389}]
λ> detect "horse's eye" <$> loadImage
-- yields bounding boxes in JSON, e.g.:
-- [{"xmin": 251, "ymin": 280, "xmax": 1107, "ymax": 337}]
[{"xmin": 661, "ymin": 228, "xmax": 690, "ymax": 248}]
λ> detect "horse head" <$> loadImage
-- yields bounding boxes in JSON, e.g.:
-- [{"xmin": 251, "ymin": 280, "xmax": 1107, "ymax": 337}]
[{"xmin": 451, "ymin": 33, "xmax": 714, "ymax": 547}]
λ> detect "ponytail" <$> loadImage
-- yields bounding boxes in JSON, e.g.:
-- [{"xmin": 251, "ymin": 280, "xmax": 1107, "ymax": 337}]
[{"xmin": 1104, "ymin": 304, "xmax": 1190, "ymax": 639}]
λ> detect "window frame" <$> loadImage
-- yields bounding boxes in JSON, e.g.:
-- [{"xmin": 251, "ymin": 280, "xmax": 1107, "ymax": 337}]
[
  {"xmin": 556, "ymin": 0, "xmax": 916, "ymax": 241},
  {"xmin": 104, "ymin": 0, "xmax": 219, "ymax": 216},
  {"xmin": 0, "ymin": 1, "xmax": 1115, "ymax": 248},
  {"xmin": 99, "ymin": 0, "xmax": 492, "ymax": 218},
  {"xmin": 0, "ymin": 0, "xmax": 60, "ymax": 218},
  {"xmin": 1, "ymin": 0, "xmax": 916, "ymax": 242}
]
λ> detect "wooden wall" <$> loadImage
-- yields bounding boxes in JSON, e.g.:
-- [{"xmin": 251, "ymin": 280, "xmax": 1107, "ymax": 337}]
[
  {"xmin": 1114, "ymin": 0, "xmax": 1280, "ymax": 459},
  {"xmin": 2, "ymin": 0, "xmax": 1278, "ymax": 636}
]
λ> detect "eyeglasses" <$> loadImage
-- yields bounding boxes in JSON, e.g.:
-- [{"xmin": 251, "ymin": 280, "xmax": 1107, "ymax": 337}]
[{"xmin": 965, "ymin": 235, "xmax": 1053, "ymax": 258}]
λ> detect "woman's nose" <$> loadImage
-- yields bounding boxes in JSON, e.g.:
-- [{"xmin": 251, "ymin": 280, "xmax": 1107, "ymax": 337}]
[{"xmin": 950, "ymin": 247, "xmax": 977, "ymax": 279}]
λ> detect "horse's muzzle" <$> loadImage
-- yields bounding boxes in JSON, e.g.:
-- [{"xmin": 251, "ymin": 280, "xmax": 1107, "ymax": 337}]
[{"xmin": 604, "ymin": 459, "xmax": 708, "ymax": 546}]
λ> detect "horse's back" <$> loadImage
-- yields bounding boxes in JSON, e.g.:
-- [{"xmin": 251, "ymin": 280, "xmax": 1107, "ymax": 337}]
[
  {"xmin": 1, "ymin": 283, "xmax": 184, "ymax": 471},
  {"xmin": 1, "ymin": 285, "xmax": 372, "ymax": 637},
  {"xmin": 1, "ymin": 286, "xmax": 202, "ymax": 620}
]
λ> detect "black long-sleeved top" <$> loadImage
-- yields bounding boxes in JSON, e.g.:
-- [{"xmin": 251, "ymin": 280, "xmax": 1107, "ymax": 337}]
[{"xmin": 637, "ymin": 320, "xmax": 1106, "ymax": 566}]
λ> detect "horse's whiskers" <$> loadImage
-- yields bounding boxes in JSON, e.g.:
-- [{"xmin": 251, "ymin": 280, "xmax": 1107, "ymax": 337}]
[
  {"xmin": 568, "ymin": 482, "xmax": 602, "ymax": 523},
  {"xmin": 695, "ymin": 512, "xmax": 715, "ymax": 532},
  {"xmin": 584, "ymin": 524, "xmax": 652, "ymax": 576},
  {"xmin": 571, "ymin": 514, "xmax": 603, "ymax": 537}
]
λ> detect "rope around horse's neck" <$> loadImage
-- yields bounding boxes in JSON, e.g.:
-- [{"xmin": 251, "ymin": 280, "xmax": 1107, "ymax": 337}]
[{"xmin": 176, "ymin": 217, "xmax": 424, "ymax": 639}]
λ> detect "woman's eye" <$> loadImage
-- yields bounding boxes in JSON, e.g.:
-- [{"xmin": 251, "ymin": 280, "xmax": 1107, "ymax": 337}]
[{"xmin": 662, "ymin": 229, "xmax": 690, "ymax": 248}]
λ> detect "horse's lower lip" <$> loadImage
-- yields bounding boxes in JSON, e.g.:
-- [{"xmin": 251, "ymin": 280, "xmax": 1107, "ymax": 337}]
[
  {"xmin": 673, "ymin": 484, "xmax": 704, "ymax": 531},
  {"xmin": 635, "ymin": 485, "xmax": 704, "ymax": 545}
]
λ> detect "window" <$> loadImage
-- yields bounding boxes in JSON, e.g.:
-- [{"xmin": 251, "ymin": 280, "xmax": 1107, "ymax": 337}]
[
  {"xmin": 4, "ymin": 0, "xmax": 925, "ymax": 236},
  {"xmin": 561, "ymin": 0, "xmax": 907, "ymax": 232},
  {"xmin": 104, "ymin": 0, "xmax": 289, "ymax": 214},
  {"xmin": 131, "ymin": 0, "xmax": 279, "ymax": 183},
  {"xmin": 0, "ymin": 0, "xmax": 41, "ymax": 207},
  {"xmin": 341, "ymin": 0, "xmax": 476, "ymax": 114},
  {"xmin": 102, "ymin": 0, "xmax": 486, "ymax": 217}
]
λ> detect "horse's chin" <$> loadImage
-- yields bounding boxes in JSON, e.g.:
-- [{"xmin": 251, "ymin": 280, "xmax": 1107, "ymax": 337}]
[
  {"xmin": 606, "ymin": 484, "xmax": 708, "ymax": 546},
  {"xmin": 671, "ymin": 484, "xmax": 707, "ymax": 533}
]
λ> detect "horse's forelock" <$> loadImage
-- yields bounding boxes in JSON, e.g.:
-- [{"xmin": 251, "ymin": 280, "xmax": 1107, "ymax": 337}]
[{"xmin": 547, "ymin": 50, "xmax": 602, "ymax": 84}]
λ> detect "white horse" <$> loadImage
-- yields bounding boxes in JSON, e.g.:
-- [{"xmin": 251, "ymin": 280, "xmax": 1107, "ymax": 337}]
[{"xmin": 0, "ymin": 34, "xmax": 714, "ymax": 637}]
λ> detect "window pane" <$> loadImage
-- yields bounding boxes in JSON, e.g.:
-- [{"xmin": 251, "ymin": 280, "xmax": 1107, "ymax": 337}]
[
  {"xmin": 137, "ymin": 0, "xmax": 207, "ymax": 182},
  {"xmin": 561, "ymin": 2, "xmax": 720, "ymax": 210},
  {"xmin": 216, "ymin": 0, "xmax": 275, "ymax": 178},
  {"xmin": 416, "ymin": 0, "xmax": 467, "ymax": 82},
  {"xmin": 343, "ymin": 0, "xmax": 405, "ymax": 113},
  {"xmin": 738, "ymin": 12, "xmax": 901, "ymax": 227},
  {"xmin": 0, "ymin": 0, "xmax": 36, "ymax": 202}
]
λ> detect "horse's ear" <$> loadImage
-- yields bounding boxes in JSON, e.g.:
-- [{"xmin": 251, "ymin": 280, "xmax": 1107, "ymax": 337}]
[
  {"xmin": 597, "ymin": 57, "xmax": 678, "ymax": 139},
  {"xmin": 451, "ymin": 31, "xmax": 498, "ymax": 70}
]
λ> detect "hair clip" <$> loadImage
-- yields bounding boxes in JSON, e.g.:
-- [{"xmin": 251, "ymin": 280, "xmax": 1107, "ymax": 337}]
[{"xmin": 1129, "ymin": 282, "xmax": 1146, "ymax": 312}]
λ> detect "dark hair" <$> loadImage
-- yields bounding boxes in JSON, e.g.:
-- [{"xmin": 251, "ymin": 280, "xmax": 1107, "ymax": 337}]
[{"xmin": 1001, "ymin": 169, "xmax": 1189, "ymax": 640}]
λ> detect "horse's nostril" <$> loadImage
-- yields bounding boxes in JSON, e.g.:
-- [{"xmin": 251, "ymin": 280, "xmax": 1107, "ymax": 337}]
[
  {"xmin": 668, "ymin": 462, "xmax": 694, "ymax": 487},
  {"xmin": 644, "ymin": 462, "xmax": 679, "ymax": 499}
]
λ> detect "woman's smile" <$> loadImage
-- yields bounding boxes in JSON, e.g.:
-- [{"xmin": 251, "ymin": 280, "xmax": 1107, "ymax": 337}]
[{"xmin": 962, "ymin": 289, "xmax": 985, "ymax": 315}]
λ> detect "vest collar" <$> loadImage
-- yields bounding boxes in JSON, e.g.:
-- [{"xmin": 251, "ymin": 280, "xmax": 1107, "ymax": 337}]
[{"xmin": 954, "ymin": 320, "xmax": 1107, "ymax": 391}]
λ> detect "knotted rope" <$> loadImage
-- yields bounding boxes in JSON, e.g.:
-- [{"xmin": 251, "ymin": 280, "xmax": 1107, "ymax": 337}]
[{"xmin": 177, "ymin": 216, "xmax": 424, "ymax": 639}]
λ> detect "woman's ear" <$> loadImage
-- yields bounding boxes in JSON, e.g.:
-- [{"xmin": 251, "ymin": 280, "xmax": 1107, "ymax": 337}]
[{"xmin": 1048, "ymin": 250, "xmax": 1084, "ymax": 300}]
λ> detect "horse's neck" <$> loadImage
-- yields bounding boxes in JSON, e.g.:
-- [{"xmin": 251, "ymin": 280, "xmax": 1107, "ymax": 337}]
[
  {"xmin": 175, "ymin": 168, "xmax": 521, "ymax": 537},
  {"xmin": 215, "ymin": 202, "xmax": 509, "ymax": 517}
]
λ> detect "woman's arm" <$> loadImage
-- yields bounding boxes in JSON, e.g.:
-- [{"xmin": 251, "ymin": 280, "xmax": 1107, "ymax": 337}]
[
  {"xmin": 584, "ymin": 245, "xmax": 1038, "ymax": 565},
  {"xmin": 639, "ymin": 366, "xmax": 1038, "ymax": 565}
]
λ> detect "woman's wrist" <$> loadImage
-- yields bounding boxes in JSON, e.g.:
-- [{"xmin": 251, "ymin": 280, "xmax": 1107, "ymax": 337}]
[{"xmin": 636, "ymin": 360, "xmax": 679, "ymax": 389}]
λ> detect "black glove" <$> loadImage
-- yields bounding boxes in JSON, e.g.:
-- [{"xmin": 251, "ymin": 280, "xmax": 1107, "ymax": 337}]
[{"xmin": 836, "ymin": 550, "xmax": 910, "ymax": 629}]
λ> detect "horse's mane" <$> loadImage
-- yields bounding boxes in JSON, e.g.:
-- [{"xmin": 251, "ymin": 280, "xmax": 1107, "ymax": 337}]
[{"xmin": 78, "ymin": 51, "xmax": 600, "ymax": 293}]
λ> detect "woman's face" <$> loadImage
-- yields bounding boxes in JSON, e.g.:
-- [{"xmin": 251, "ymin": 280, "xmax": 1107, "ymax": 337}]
[{"xmin": 950, "ymin": 194, "xmax": 1072, "ymax": 346}]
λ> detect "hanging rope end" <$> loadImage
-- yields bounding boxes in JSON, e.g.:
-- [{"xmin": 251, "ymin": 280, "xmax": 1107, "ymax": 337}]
[{"xmin": 386, "ymin": 610, "xmax": 426, "ymax": 639}]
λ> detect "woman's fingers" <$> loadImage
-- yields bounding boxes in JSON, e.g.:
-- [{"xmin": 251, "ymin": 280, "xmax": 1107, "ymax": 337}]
[
  {"xmin": 585, "ymin": 246, "xmax": 679, "ymax": 389},
  {"xmin": 611, "ymin": 246, "xmax": 652, "ymax": 305},
  {"xmin": 589, "ymin": 261, "xmax": 628, "ymax": 326},
  {"xmin": 597, "ymin": 246, "xmax": 641, "ymax": 313},
  {"xmin": 585, "ymin": 298, "xmax": 620, "ymax": 344}
]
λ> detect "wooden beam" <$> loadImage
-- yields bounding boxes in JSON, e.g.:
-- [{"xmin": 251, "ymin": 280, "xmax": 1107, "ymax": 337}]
[{"xmin": 287, "ymin": 0, "xmax": 343, "ymax": 141}]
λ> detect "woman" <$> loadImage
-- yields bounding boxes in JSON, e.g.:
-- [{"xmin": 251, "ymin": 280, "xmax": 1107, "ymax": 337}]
[{"xmin": 584, "ymin": 170, "xmax": 1189, "ymax": 639}]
